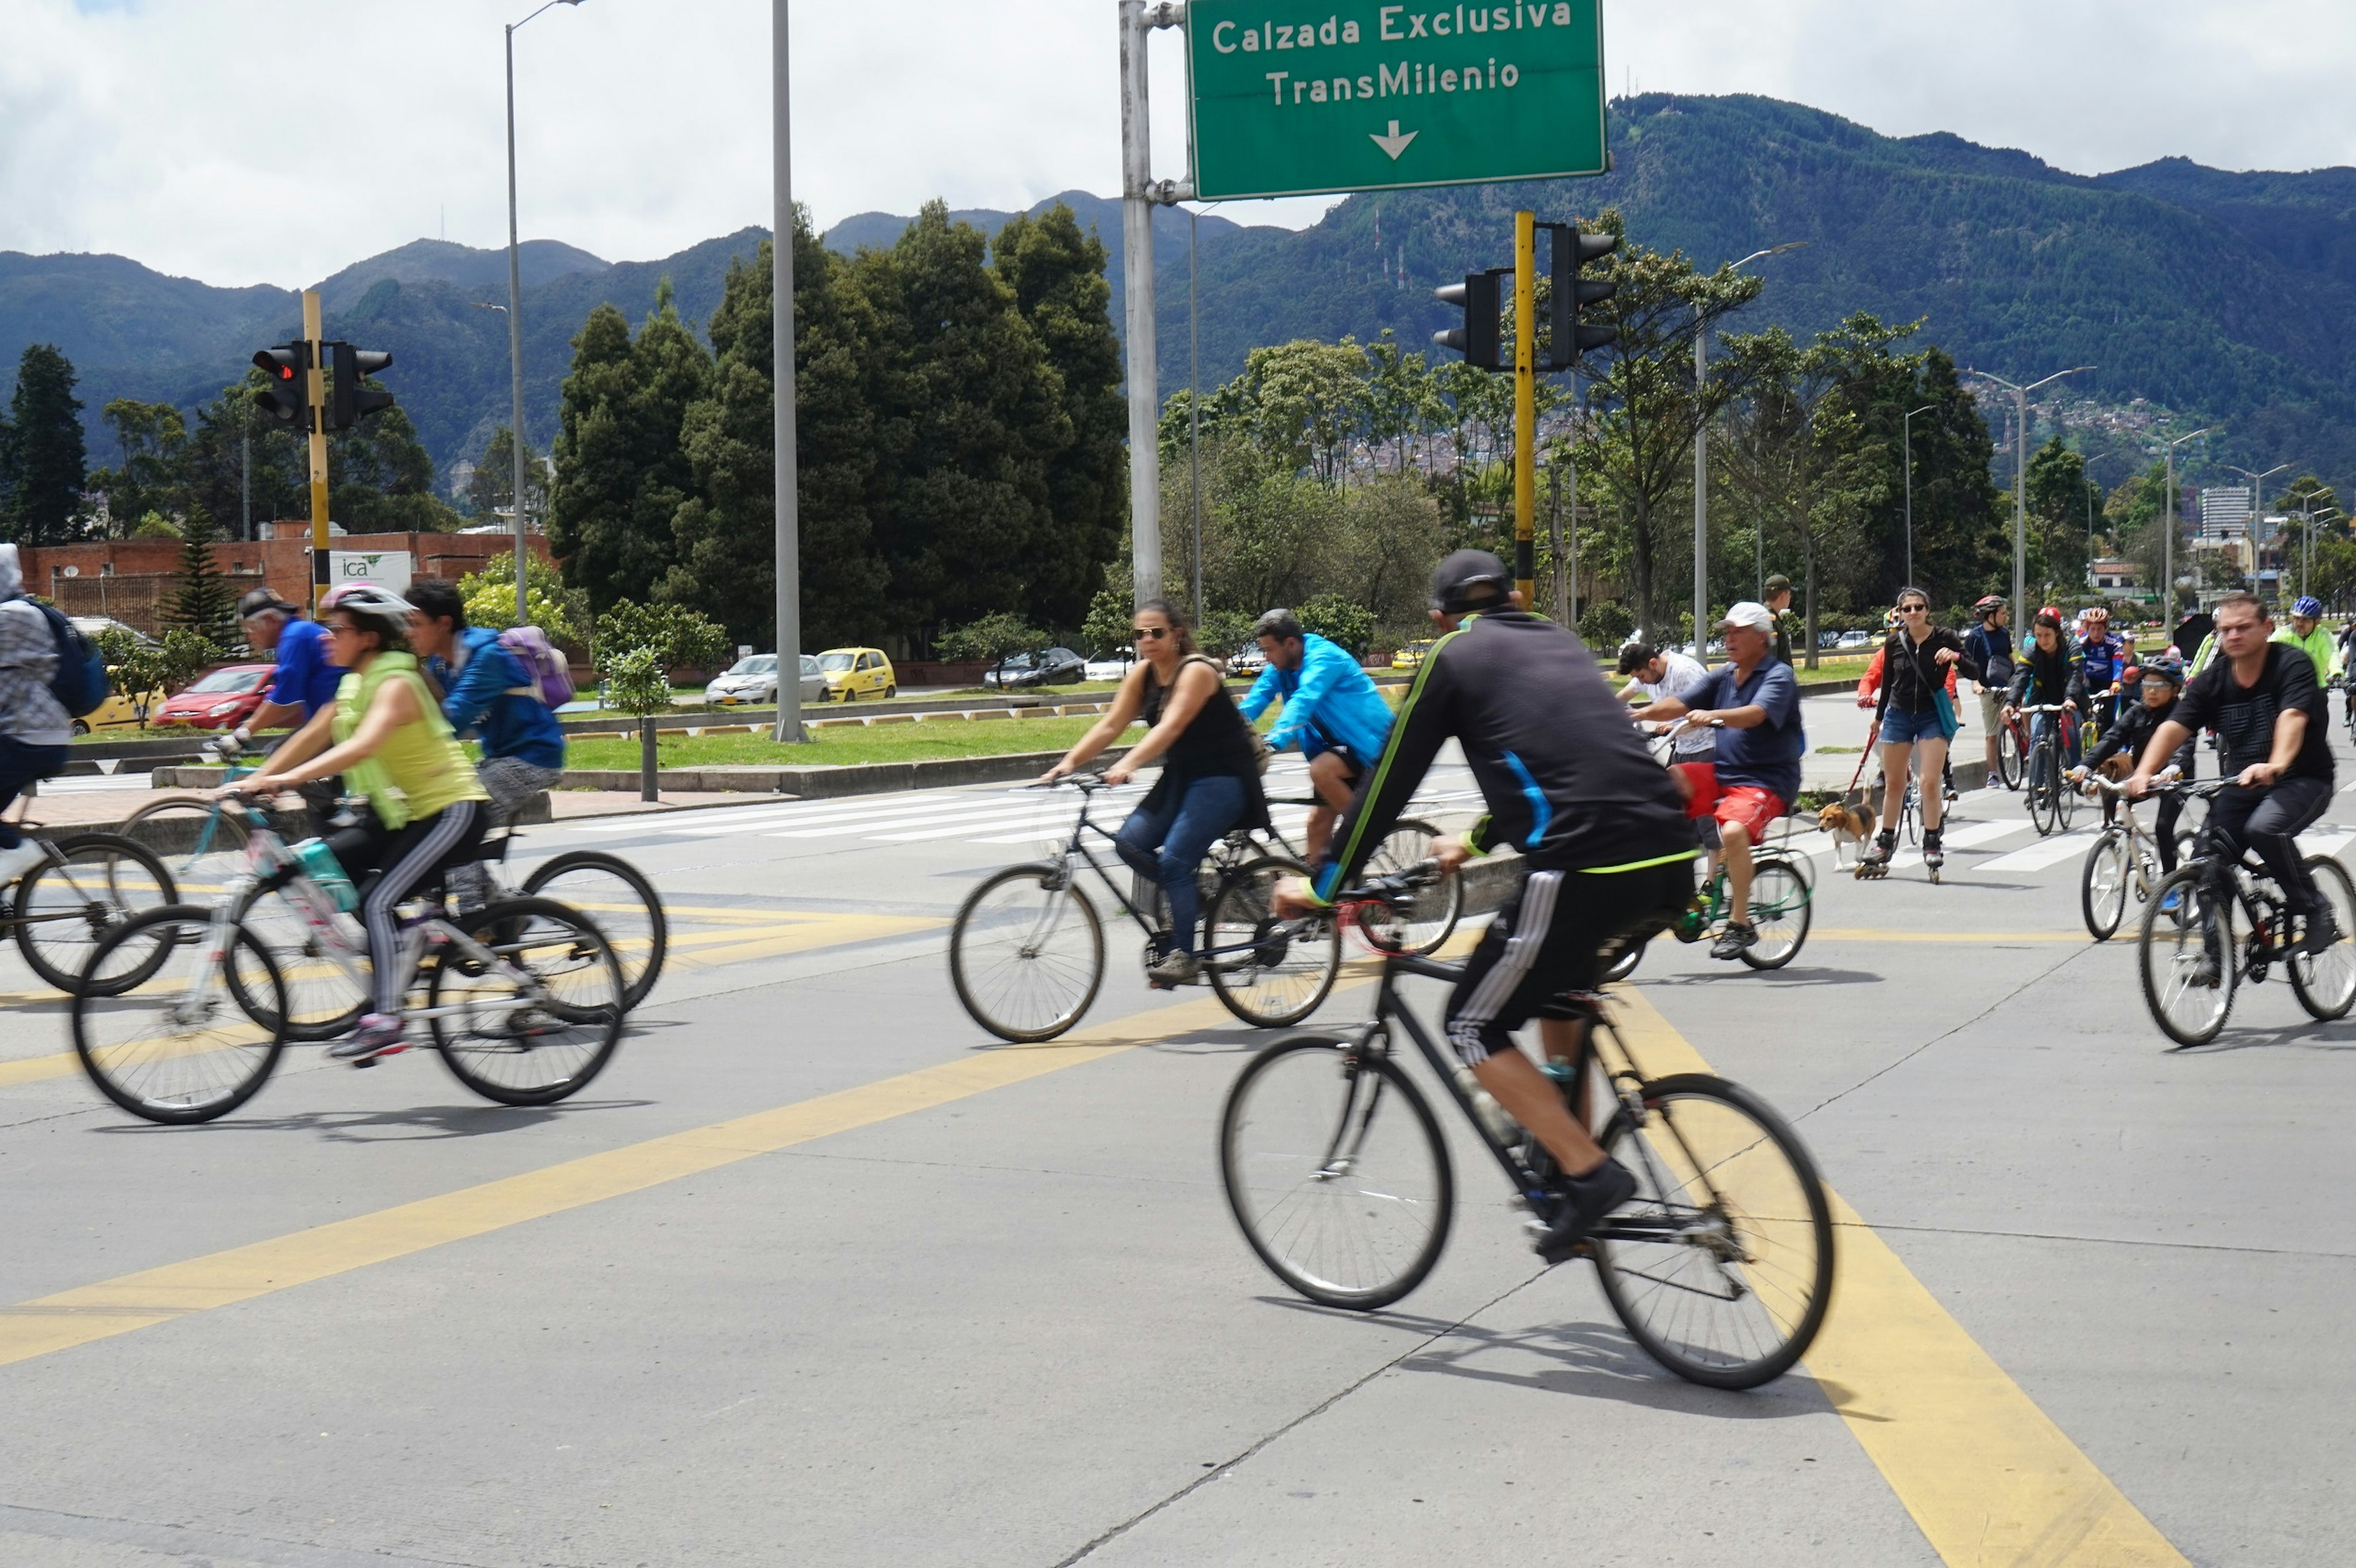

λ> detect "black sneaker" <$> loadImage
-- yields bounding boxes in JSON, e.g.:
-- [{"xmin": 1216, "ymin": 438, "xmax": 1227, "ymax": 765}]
[
  {"xmin": 2301, "ymin": 909, "xmax": 2344, "ymax": 957},
  {"xmin": 1709, "ymin": 923, "xmax": 1756, "ymax": 961},
  {"xmin": 1534, "ymin": 1158, "xmax": 1638, "ymax": 1265}
]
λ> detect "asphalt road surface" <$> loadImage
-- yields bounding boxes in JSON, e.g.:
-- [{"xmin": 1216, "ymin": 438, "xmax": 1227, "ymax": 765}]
[{"xmin": 1, "ymin": 744, "xmax": 2350, "ymax": 1567}]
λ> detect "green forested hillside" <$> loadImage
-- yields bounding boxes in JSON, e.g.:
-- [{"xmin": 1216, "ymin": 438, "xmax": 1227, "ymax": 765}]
[{"xmin": 6, "ymin": 93, "xmax": 2355, "ymax": 500}]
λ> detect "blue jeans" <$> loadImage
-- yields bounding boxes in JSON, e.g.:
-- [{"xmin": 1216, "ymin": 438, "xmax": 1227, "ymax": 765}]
[
  {"xmin": 1114, "ymin": 774, "xmax": 1250, "ymax": 956},
  {"xmin": 0, "ymin": 737, "xmax": 67, "ymax": 850}
]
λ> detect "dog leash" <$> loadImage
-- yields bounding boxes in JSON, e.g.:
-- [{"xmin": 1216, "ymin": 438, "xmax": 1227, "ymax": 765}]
[{"xmin": 1844, "ymin": 717, "xmax": 1881, "ymax": 799}]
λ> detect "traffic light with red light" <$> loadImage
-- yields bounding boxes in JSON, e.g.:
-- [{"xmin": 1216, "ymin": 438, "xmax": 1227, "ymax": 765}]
[{"xmin": 253, "ymin": 343, "xmax": 310, "ymax": 426}]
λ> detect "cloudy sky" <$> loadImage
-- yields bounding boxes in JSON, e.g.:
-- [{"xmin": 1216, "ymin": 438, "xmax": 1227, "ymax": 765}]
[{"xmin": 4, "ymin": 0, "xmax": 2351, "ymax": 288}]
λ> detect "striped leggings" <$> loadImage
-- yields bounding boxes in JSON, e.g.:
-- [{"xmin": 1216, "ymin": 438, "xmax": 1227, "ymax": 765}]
[{"xmin": 331, "ymin": 800, "xmax": 488, "ymax": 1015}]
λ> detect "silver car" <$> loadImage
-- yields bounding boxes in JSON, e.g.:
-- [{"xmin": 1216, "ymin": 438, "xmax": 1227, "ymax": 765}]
[{"xmin": 704, "ymin": 653, "xmax": 828, "ymax": 707}]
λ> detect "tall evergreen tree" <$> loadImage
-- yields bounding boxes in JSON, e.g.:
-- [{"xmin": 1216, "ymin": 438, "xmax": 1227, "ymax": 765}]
[
  {"xmin": 181, "ymin": 375, "xmax": 306, "ymax": 541},
  {"xmin": 7, "ymin": 344, "xmax": 88, "ymax": 544},
  {"xmin": 548, "ymin": 285, "xmax": 711, "ymax": 611},
  {"xmin": 990, "ymin": 204, "xmax": 1127, "ymax": 631},
  {"xmin": 466, "ymin": 427, "xmax": 547, "ymax": 521},
  {"xmin": 163, "ymin": 509, "xmax": 239, "ymax": 648}
]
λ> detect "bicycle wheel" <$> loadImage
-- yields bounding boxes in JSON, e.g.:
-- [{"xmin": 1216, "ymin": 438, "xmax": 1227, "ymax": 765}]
[
  {"xmin": 231, "ymin": 881, "xmax": 370, "ymax": 1041},
  {"xmin": 2081, "ymin": 828, "xmax": 2131, "ymax": 942},
  {"xmin": 2025, "ymin": 744, "xmax": 2056, "ymax": 836},
  {"xmin": 117, "ymin": 797, "xmax": 250, "ymax": 904},
  {"xmin": 1592, "ymin": 1071, "xmax": 1834, "ymax": 1390},
  {"xmin": 2139, "ymin": 866, "xmax": 2235, "ymax": 1047},
  {"xmin": 14, "ymin": 832, "xmax": 178, "ymax": 993},
  {"xmin": 1996, "ymin": 723, "xmax": 2023, "ymax": 790},
  {"xmin": 70, "ymin": 905, "xmax": 287, "ymax": 1124},
  {"xmin": 1220, "ymin": 1034, "xmax": 1453, "ymax": 1310},
  {"xmin": 522, "ymin": 850, "xmax": 668, "ymax": 1010},
  {"xmin": 1358, "ymin": 818, "xmax": 1463, "ymax": 956},
  {"xmin": 1739, "ymin": 856, "xmax": 1811, "ymax": 970},
  {"xmin": 949, "ymin": 863, "xmax": 1104, "ymax": 1043},
  {"xmin": 428, "ymin": 897, "xmax": 626, "ymax": 1105},
  {"xmin": 2053, "ymin": 761, "xmax": 2076, "ymax": 831},
  {"xmin": 2290, "ymin": 856, "xmax": 2356, "ymax": 1021},
  {"xmin": 1206, "ymin": 855, "xmax": 1342, "ymax": 1028},
  {"xmin": 1601, "ymin": 934, "xmax": 1646, "ymax": 983}
]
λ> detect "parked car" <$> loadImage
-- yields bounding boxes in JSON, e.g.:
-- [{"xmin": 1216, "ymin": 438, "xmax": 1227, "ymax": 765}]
[
  {"xmin": 1082, "ymin": 653, "xmax": 1134, "ymax": 682},
  {"xmin": 75, "ymin": 681, "xmax": 164, "ymax": 736},
  {"xmin": 1836, "ymin": 629, "xmax": 1876, "ymax": 650},
  {"xmin": 1392, "ymin": 641, "xmax": 1434, "ymax": 672},
  {"xmin": 815, "ymin": 647, "xmax": 896, "ymax": 701},
  {"xmin": 982, "ymin": 646, "xmax": 1087, "ymax": 689},
  {"xmin": 704, "ymin": 653, "xmax": 828, "ymax": 707},
  {"xmin": 1226, "ymin": 645, "xmax": 1268, "ymax": 677},
  {"xmin": 152, "ymin": 664, "xmax": 275, "ymax": 731}
]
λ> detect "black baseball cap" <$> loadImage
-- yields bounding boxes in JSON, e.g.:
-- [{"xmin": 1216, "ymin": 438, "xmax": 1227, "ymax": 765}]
[
  {"xmin": 1429, "ymin": 550, "xmax": 1511, "ymax": 614},
  {"xmin": 1763, "ymin": 574, "xmax": 1793, "ymax": 596},
  {"xmin": 237, "ymin": 587, "xmax": 299, "ymax": 619}
]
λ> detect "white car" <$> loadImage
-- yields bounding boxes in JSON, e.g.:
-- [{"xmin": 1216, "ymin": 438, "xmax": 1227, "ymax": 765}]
[
  {"xmin": 1837, "ymin": 629, "xmax": 1876, "ymax": 650},
  {"xmin": 1082, "ymin": 655, "xmax": 1134, "ymax": 682}
]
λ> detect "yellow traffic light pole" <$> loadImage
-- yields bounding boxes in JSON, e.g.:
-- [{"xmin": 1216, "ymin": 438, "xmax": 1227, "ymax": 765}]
[
  {"xmin": 1512, "ymin": 210, "xmax": 1538, "ymax": 607},
  {"xmin": 302, "ymin": 290, "xmax": 331, "ymax": 615}
]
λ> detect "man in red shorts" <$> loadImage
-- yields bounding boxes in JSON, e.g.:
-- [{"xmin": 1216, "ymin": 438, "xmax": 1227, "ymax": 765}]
[{"xmin": 1636, "ymin": 602, "xmax": 1807, "ymax": 960}]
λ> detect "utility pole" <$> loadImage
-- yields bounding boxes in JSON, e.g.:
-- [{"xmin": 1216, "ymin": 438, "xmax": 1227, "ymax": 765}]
[
  {"xmin": 1547, "ymin": 459, "xmax": 1567, "ymax": 625},
  {"xmin": 771, "ymin": 0, "xmax": 805, "ymax": 744},
  {"xmin": 302, "ymin": 290, "xmax": 330, "ymax": 613},
  {"xmin": 1692, "ymin": 243, "xmax": 1801, "ymax": 659},
  {"xmin": 502, "ymin": 0, "xmax": 583, "ymax": 628},
  {"xmin": 2162, "ymin": 427, "xmax": 2213, "ymax": 625},
  {"xmin": 1513, "ymin": 210, "xmax": 1538, "ymax": 605},
  {"xmin": 1971, "ymin": 366, "xmax": 2091, "ymax": 620},
  {"xmin": 240, "ymin": 418, "xmax": 251, "ymax": 544},
  {"xmin": 1119, "ymin": 1, "xmax": 1187, "ymax": 610},
  {"xmin": 1902, "ymin": 404, "xmax": 1933, "ymax": 588}
]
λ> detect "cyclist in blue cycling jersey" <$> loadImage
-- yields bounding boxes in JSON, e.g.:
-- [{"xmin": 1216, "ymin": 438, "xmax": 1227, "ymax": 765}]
[
  {"xmin": 2078, "ymin": 606, "xmax": 2131, "ymax": 728},
  {"xmin": 1239, "ymin": 608, "xmax": 1396, "ymax": 863}
]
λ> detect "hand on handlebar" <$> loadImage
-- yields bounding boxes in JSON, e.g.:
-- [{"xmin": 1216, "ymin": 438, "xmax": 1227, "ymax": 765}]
[{"xmin": 1431, "ymin": 835, "xmax": 1471, "ymax": 875}]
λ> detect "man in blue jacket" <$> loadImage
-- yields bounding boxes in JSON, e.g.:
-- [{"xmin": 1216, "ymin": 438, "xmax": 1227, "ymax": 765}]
[
  {"xmin": 406, "ymin": 578, "xmax": 567, "ymax": 839},
  {"xmin": 1239, "ymin": 608, "xmax": 1396, "ymax": 862}
]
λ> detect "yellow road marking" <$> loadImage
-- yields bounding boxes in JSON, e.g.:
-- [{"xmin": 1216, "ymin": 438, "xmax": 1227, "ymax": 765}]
[
  {"xmin": 0, "ymin": 989, "xmax": 1247, "ymax": 1369},
  {"xmin": 1611, "ymin": 987, "xmax": 2189, "ymax": 1567}
]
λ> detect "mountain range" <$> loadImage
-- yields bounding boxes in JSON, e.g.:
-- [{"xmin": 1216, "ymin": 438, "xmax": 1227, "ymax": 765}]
[{"xmin": 6, "ymin": 93, "xmax": 2355, "ymax": 501}]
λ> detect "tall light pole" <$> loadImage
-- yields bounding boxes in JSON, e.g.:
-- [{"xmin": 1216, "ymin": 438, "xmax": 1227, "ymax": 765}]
[
  {"xmin": 1693, "ymin": 241, "xmax": 1804, "ymax": 659},
  {"xmin": 1971, "ymin": 366, "xmax": 2092, "ymax": 619},
  {"xmin": 771, "ymin": 0, "xmax": 805, "ymax": 743},
  {"xmin": 2225, "ymin": 463, "xmax": 2290, "ymax": 598},
  {"xmin": 503, "ymin": 0, "xmax": 585, "ymax": 628},
  {"xmin": 2299, "ymin": 504, "xmax": 2340, "ymax": 602},
  {"xmin": 1901, "ymin": 404, "xmax": 1934, "ymax": 588},
  {"xmin": 2160, "ymin": 427, "xmax": 2213, "ymax": 625}
]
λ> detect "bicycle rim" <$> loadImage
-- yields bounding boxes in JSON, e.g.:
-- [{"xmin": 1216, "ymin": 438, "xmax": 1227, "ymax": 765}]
[
  {"xmin": 1593, "ymin": 1074, "xmax": 1834, "ymax": 1389},
  {"xmin": 2139, "ymin": 867, "xmax": 2234, "ymax": 1047},
  {"xmin": 522, "ymin": 850, "xmax": 668, "ymax": 1010},
  {"xmin": 1739, "ymin": 858, "xmax": 1811, "ymax": 970},
  {"xmin": 429, "ymin": 898, "xmax": 625, "ymax": 1105},
  {"xmin": 1997, "ymin": 725, "xmax": 2023, "ymax": 790},
  {"xmin": 949, "ymin": 864, "xmax": 1103, "ymax": 1042},
  {"xmin": 2081, "ymin": 832, "xmax": 2129, "ymax": 942},
  {"xmin": 232, "ymin": 883, "xmax": 371, "ymax": 1041},
  {"xmin": 1207, "ymin": 856, "xmax": 1341, "ymax": 1028},
  {"xmin": 2290, "ymin": 857, "xmax": 2356, "ymax": 1021},
  {"xmin": 1220, "ymin": 1036, "xmax": 1453, "ymax": 1310},
  {"xmin": 118, "ymin": 799, "xmax": 250, "ymax": 904},
  {"xmin": 15, "ymin": 834, "xmax": 177, "ymax": 993},
  {"xmin": 71, "ymin": 906, "xmax": 286, "ymax": 1124}
]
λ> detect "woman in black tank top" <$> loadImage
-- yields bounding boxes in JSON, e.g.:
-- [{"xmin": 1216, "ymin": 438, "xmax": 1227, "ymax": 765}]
[{"xmin": 1045, "ymin": 599, "xmax": 1269, "ymax": 985}]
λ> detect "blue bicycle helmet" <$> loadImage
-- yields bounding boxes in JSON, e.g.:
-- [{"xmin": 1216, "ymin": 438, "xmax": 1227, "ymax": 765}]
[
  {"xmin": 2139, "ymin": 656, "xmax": 2186, "ymax": 688},
  {"xmin": 2293, "ymin": 595, "xmax": 2325, "ymax": 619}
]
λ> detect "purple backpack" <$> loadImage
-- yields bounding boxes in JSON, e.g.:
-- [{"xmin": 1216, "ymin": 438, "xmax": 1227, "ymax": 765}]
[{"xmin": 496, "ymin": 625, "xmax": 576, "ymax": 709}]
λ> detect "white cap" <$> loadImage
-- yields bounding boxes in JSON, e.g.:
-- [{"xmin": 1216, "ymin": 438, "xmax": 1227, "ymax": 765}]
[{"xmin": 1720, "ymin": 602, "xmax": 1774, "ymax": 634}]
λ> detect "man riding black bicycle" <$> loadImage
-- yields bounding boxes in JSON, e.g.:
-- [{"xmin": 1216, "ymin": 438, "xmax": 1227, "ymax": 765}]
[
  {"xmin": 1275, "ymin": 550, "xmax": 1696, "ymax": 1263},
  {"xmin": 2128, "ymin": 592, "xmax": 2341, "ymax": 978}
]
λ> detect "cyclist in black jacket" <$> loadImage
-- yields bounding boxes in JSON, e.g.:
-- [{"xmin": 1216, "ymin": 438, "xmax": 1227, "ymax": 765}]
[
  {"xmin": 1279, "ymin": 551, "xmax": 1697, "ymax": 1264},
  {"xmin": 2073, "ymin": 656, "xmax": 2196, "ymax": 873},
  {"xmin": 2005, "ymin": 609, "xmax": 2089, "ymax": 768}
]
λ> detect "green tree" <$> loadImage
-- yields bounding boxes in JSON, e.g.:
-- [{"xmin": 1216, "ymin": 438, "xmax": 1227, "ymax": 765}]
[
  {"xmin": 1080, "ymin": 586, "xmax": 1133, "ymax": 659},
  {"xmin": 1297, "ymin": 593, "xmax": 1374, "ymax": 657},
  {"xmin": 163, "ymin": 509, "xmax": 241, "ymax": 648},
  {"xmin": 937, "ymin": 611, "xmax": 1046, "ymax": 682},
  {"xmin": 466, "ymin": 426, "xmax": 547, "ymax": 522},
  {"xmin": 179, "ymin": 376, "xmax": 304, "ymax": 542},
  {"xmin": 96, "ymin": 626, "xmax": 219, "ymax": 727},
  {"xmin": 88, "ymin": 399, "xmax": 189, "ymax": 536},
  {"xmin": 593, "ymin": 598, "xmax": 730, "ymax": 682},
  {"xmin": 991, "ymin": 202, "xmax": 1128, "ymax": 631},
  {"xmin": 330, "ymin": 402, "xmax": 463, "ymax": 532},
  {"xmin": 549, "ymin": 283, "xmax": 714, "ymax": 612},
  {"xmin": 2024, "ymin": 436, "xmax": 2103, "ymax": 596},
  {"xmin": 6, "ymin": 344, "xmax": 88, "ymax": 544},
  {"xmin": 455, "ymin": 554, "xmax": 587, "ymax": 647}
]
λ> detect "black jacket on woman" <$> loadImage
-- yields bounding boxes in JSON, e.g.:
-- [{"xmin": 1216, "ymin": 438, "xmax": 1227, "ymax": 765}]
[
  {"xmin": 1873, "ymin": 626, "xmax": 1983, "ymax": 720},
  {"xmin": 2006, "ymin": 642, "xmax": 2090, "ymax": 711}
]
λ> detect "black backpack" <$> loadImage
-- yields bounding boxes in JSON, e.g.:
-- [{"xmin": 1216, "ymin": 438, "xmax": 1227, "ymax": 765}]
[{"xmin": 26, "ymin": 601, "xmax": 109, "ymax": 718}]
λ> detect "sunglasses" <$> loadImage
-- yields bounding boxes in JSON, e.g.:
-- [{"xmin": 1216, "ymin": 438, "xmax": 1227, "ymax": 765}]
[
  {"xmin": 1899, "ymin": 604, "xmax": 1928, "ymax": 614},
  {"xmin": 1131, "ymin": 626, "xmax": 1170, "ymax": 641}
]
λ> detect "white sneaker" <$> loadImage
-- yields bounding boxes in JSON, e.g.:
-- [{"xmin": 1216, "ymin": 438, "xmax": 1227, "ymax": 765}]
[{"xmin": 0, "ymin": 840, "xmax": 48, "ymax": 888}]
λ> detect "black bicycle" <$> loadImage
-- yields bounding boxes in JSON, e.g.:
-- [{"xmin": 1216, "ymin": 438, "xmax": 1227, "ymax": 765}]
[
  {"xmin": 2137, "ymin": 780, "xmax": 2356, "ymax": 1047},
  {"xmin": 1, "ymin": 802, "xmax": 177, "ymax": 993},
  {"xmin": 2017, "ymin": 702, "xmax": 2078, "ymax": 837},
  {"xmin": 1220, "ymin": 871, "xmax": 1836, "ymax": 1390}
]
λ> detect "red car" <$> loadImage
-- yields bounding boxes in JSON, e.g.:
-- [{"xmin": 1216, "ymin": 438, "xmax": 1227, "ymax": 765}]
[{"xmin": 155, "ymin": 664, "xmax": 277, "ymax": 731}]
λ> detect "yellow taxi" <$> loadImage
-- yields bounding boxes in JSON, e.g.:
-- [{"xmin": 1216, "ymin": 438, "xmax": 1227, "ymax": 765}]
[
  {"xmin": 815, "ymin": 647, "xmax": 896, "ymax": 702},
  {"xmin": 1390, "ymin": 641, "xmax": 1433, "ymax": 672},
  {"xmin": 74, "ymin": 681, "xmax": 167, "ymax": 736}
]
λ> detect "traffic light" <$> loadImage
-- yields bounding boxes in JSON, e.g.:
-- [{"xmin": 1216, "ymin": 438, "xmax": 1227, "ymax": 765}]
[
  {"xmin": 1432, "ymin": 270, "xmax": 1507, "ymax": 371},
  {"xmin": 1548, "ymin": 228, "xmax": 1620, "ymax": 369},
  {"xmin": 252, "ymin": 343, "xmax": 310, "ymax": 426},
  {"xmin": 328, "ymin": 343, "xmax": 396, "ymax": 431}
]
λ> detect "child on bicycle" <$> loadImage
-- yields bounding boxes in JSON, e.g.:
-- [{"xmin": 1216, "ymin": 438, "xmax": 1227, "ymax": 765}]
[
  {"xmin": 212, "ymin": 584, "xmax": 491, "ymax": 1063},
  {"xmin": 2071, "ymin": 656, "xmax": 2194, "ymax": 874}
]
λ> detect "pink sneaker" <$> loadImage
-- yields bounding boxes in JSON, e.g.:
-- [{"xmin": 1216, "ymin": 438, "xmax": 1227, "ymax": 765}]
[{"xmin": 330, "ymin": 1013, "xmax": 407, "ymax": 1062}]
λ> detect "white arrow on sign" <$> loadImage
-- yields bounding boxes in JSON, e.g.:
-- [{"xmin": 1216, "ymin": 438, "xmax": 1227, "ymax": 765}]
[{"xmin": 1370, "ymin": 121, "xmax": 1419, "ymax": 160}]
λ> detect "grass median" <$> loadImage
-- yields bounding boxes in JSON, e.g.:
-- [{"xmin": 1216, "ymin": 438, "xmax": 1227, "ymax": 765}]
[{"xmin": 562, "ymin": 715, "xmax": 1137, "ymax": 773}]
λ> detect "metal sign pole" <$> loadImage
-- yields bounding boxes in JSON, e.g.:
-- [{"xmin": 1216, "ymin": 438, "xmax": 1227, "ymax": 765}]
[
  {"xmin": 1512, "ymin": 210, "xmax": 1536, "ymax": 604},
  {"xmin": 303, "ymin": 290, "xmax": 330, "ymax": 612},
  {"xmin": 1121, "ymin": 0, "xmax": 1165, "ymax": 610},
  {"xmin": 771, "ymin": 0, "xmax": 806, "ymax": 743}
]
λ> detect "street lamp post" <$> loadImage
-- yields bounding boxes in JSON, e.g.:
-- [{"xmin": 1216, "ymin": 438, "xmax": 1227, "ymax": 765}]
[
  {"xmin": 771, "ymin": 0, "xmax": 805, "ymax": 744},
  {"xmin": 1692, "ymin": 242, "xmax": 1804, "ymax": 660},
  {"xmin": 2225, "ymin": 463, "xmax": 2290, "ymax": 599},
  {"xmin": 1901, "ymin": 404, "xmax": 1934, "ymax": 588},
  {"xmin": 2160, "ymin": 428, "xmax": 2213, "ymax": 625},
  {"xmin": 502, "ymin": 0, "xmax": 585, "ymax": 628},
  {"xmin": 1971, "ymin": 366, "xmax": 2092, "ymax": 620}
]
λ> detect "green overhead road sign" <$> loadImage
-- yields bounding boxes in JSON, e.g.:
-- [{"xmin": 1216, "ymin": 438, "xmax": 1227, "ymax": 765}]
[{"xmin": 1185, "ymin": 1, "xmax": 1606, "ymax": 201}]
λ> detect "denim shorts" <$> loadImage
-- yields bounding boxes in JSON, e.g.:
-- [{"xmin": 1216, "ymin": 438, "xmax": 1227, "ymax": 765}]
[{"xmin": 1880, "ymin": 704, "xmax": 1955, "ymax": 745}]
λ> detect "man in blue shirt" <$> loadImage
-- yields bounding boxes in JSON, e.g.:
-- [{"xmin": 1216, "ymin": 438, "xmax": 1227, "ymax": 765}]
[
  {"xmin": 1637, "ymin": 602, "xmax": 1806, "ymax": 961},
  {"xmin": 232, "ymin": 587, "xmax": 350, "ymax": 832},
  {"xmin": 1239, "ymin": 608, "xmax": 1397, "ymax": 862}
]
